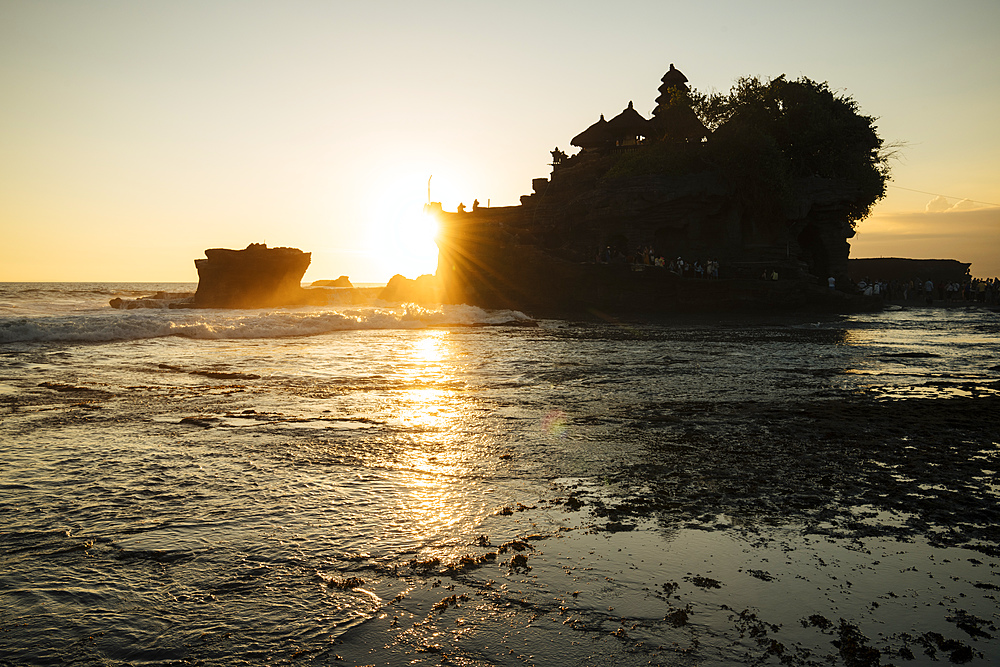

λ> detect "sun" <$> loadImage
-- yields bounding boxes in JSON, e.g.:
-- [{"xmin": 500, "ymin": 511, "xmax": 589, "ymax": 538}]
[
  {"xmin": 367, "ymin": 195, "xmax": 440, "ymax": 281},
  {"xmin": 388, "ymin": 204, "xmax": 440, "ymax": 276},
  {"xmin": 359, "ymin": 166, "xmax": 475, "ymax": 283},
  {"xmin": 402, "ymin": 204, "xmax": 441, "ymax": 249}
]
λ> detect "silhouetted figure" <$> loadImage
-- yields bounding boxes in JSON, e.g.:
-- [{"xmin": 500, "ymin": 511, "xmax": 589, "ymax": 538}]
[
  {"xmin": 472, "ymin": 199, "xmax": 480, "ymax": 211},
  {"xmin": 457, "ymin": 202, "xmax": 466, "ymax": 213}
]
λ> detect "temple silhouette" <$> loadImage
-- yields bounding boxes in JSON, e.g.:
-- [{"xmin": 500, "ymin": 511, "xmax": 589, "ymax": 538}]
[{"xmin": 432, "ymin": 64, "xmax": 883, "ymax": 313}]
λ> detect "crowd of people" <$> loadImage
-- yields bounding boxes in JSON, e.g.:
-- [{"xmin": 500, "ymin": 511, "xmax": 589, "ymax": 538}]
[
  {"xmin": 855, "ymin": 276, "xmax": 1000, "ymax": 305},
  {"xmin": 668, "ymin": 256, "xmax": 720, "ymax": 278},
  {"xmin": 595, "ymin": 245, "xmax": 721, "ymax": 278}
]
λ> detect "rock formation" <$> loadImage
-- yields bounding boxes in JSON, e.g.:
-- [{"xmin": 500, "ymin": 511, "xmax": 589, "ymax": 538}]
[
  {"xmin": 193, "ymin": 243, "xmax": 314, "ymax": 308},
  {"xmin": 109, "ymin": 248, "xmax": 380, "ymax": 310},
  {"xmin": 433, "ymin": 65, "xmax": 887, "ymax": 314},
  {"xmin": 433, "ymin": 155, "xmax": 874, "ymax": 313},
  {"xmin": 109, "ymin": 291, "xmax": 195, "ymax": 309}
]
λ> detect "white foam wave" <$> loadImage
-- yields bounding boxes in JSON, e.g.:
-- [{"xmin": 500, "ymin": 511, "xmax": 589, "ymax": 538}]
[{"xmin": 0, "ymin": 304, "xmax": 532, "ymax": 344}]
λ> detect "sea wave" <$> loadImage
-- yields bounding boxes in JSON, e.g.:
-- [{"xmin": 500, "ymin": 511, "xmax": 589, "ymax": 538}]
[{"xmin": 0, "ymin": 304, "xmax": 533, "ymax": 344}]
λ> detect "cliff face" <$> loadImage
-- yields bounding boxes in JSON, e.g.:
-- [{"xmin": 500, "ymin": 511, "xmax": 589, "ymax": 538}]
[{"xmin": 435, "ymin": 151, "xmax": 868, "ymax": 314}]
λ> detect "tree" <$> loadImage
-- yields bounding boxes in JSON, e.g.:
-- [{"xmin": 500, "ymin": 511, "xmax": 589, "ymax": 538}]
[{"xmin": 699, "ymin": 76, "xmax": 889, "ymax": 225}]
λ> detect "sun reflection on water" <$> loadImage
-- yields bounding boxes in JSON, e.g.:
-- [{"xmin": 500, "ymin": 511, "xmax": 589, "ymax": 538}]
[
  {"xmin": 394, "ymin": 329, "xmax": 454, "ymax": 432},
  {"xmin": 389, "ymin": 329, "xmax": 483, "ymax": 543}
]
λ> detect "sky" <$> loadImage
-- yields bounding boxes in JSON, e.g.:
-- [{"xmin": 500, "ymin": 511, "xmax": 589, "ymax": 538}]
[{"xmin": 1, "ymin": 0, "xmax": 998, "ymax": 283}]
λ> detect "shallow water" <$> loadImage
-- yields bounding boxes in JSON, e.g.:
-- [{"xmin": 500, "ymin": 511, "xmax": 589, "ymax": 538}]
[{"xmin": 1, "ymin": 284, "xmax": 998, "ymax": 665}]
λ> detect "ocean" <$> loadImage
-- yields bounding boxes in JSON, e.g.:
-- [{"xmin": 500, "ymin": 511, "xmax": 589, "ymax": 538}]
[{"xmin": 2, "ymin": 282, "xmax": 998, "ymax": 666}]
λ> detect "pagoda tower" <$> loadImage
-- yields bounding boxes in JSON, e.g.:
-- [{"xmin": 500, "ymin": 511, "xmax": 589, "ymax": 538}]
[
  {"xmin": 653, "ymin": 63, "xmax": 690, "ymax": 114},
  {"xmin": 650, "ymin": 63, "xmax": 707, "ymax": 142}
]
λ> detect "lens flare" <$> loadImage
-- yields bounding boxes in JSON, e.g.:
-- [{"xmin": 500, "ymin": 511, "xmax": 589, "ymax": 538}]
[{"xmin": 541, "ymin": 410, "xmax": 568, "ymax": 438}]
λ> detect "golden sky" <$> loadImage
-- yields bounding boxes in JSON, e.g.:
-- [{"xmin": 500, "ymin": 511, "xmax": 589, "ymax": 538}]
[{"xmin": 2, "ymin": 0, "xmax": 998, "ymax": 282}]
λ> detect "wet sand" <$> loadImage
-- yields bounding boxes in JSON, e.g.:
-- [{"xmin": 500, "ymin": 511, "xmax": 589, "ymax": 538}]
[{"xmin": 327, "ymin": 396, "xmax": 1000, "ymax": 666}]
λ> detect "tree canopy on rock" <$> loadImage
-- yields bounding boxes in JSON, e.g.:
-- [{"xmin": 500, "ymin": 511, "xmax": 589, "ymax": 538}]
[{"xmin": 698, "ymin": 75, "xmax": 888, "ymax": 225}]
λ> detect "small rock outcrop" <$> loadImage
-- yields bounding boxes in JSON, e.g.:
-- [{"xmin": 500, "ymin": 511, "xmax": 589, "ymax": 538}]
[
  {"xmin": 378, "ymin": 274, "xmax": 441, "ymax": 305},
  {"xmin": 193, "ymin": 243, "xmax": 313, "ymax": 308},
  {"xmin": 109, "ymin": 291, "xmax": 195, "ymax": 309},
  {"xmin": 108, "ymin": 250, "xmax": 377, "ymax": 310},
  {"xmin": 311, "ymin": 276, "xmax": 354, "ymax": 288}
]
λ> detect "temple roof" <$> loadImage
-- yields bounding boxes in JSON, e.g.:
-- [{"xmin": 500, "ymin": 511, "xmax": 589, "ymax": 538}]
[
  {"xmin": 570, "ymin": 114, "xmax": 614, "ymax": 149},
  {"xmin": 571, "ymin": 65, "xmax": 701, "ymax": 148},
  {"xmin": 606, "ymin": 101, "xmax": 650, "ymax": 139}
]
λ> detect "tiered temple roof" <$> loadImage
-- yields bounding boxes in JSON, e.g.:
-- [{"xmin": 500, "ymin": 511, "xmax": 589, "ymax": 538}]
[{"xmin": 655, "ymin": 63, "xmax": 689, "ymax": 105}]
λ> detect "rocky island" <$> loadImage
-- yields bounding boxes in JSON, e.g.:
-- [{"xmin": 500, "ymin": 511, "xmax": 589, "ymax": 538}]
[
  {"xmin": 110, "ymin": 243, "xmax": 327, "ymax": 309},
  {"xmin": 432, "ymin": 64, "xmax": 891, "ymax": 314},
  {"xmin": 192, "ymin": 243, "xmax": 313, "ymax": 308}
]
